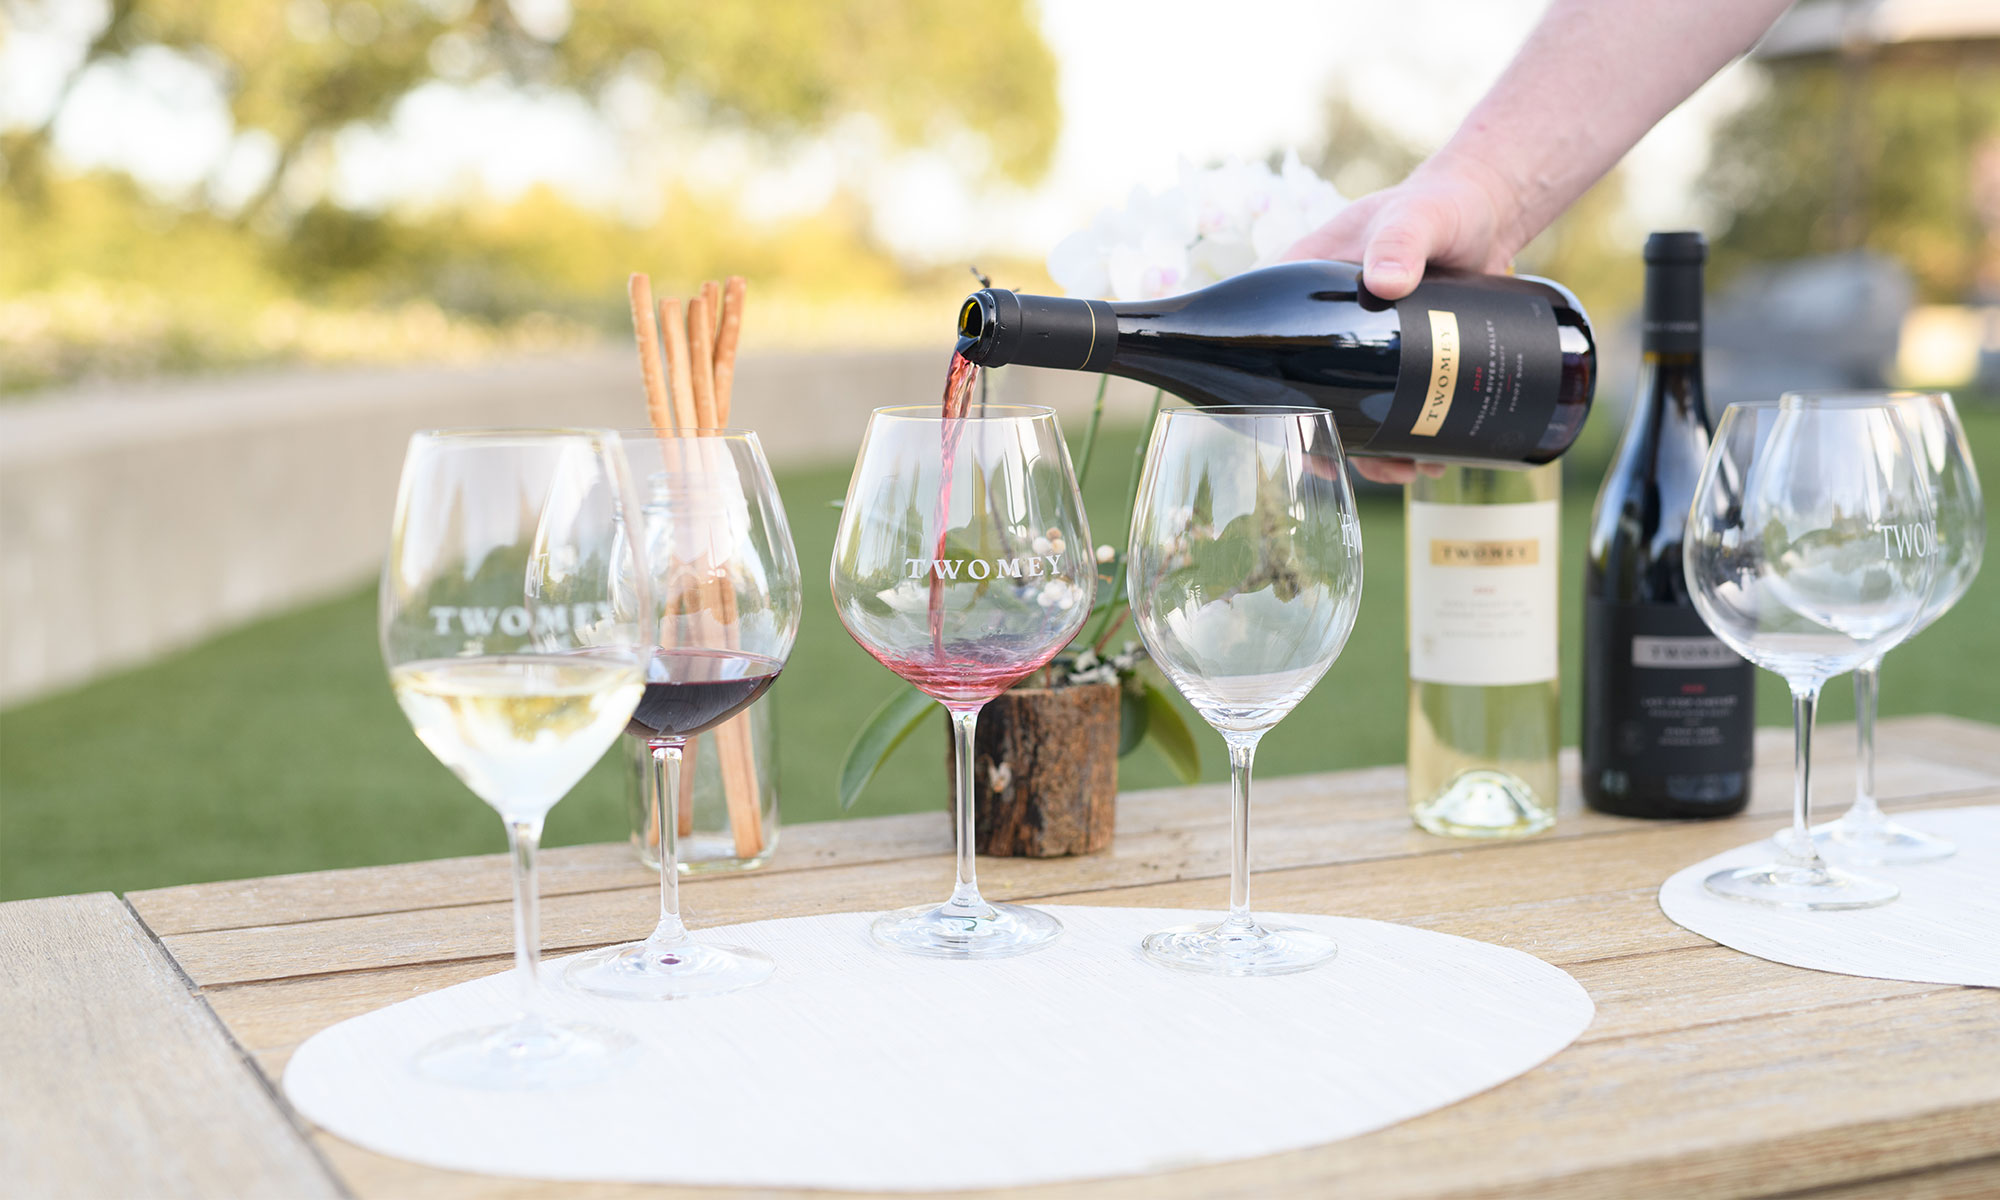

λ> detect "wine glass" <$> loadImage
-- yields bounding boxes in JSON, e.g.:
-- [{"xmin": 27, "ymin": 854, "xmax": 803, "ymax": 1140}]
[
  {"xmin": 1126, "ymin": 407, "xmax": 1363, "ymax": 974},
  {"xmin": 831, "ymin": 404, "xmax": 1092, "ymax": 958},
  {"xmin": 1684, "ymin": 396, "xmax": 1939, "ymax": 910},
  {"xmin": 566, "ymin": 430, "xmax": 802, "ymax": 1000},
  {"xmin": 380, "ymin": 429, "xmax": 647, "ymax": 1088},
  {"xmin": 1813, "ymin": 392, "xmax": 1983, "ymax": 863}
]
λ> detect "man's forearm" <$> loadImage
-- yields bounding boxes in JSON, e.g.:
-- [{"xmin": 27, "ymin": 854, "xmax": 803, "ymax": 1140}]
[{"xmin": 1435, "ymin": 0, "xmax": 1794, "ymax": 251}]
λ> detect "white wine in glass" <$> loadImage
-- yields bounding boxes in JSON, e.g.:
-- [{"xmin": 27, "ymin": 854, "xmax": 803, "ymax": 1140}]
[{"xmin": 380, "ymin": 429, "xmax": 649, "ymax": 1088}]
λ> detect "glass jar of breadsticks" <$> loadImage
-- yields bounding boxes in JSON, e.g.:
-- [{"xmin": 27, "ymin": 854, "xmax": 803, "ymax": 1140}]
[
  {"xmin": 619, "ymin": 271, "xmax": 778, "ymax": 871},
  {"xmin": 624, "ymin": 470, "xmax": 782, "ymax": 872}
]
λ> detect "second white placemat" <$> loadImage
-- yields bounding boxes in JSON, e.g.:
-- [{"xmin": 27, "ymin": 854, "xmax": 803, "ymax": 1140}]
[
  {"xmin": 1660, "ymin": 805, "xmax": 2000, "ymax": 988},
  {"xmin": 283, "ymin": 905, "xmax": 1593, "ymax": 1191}
]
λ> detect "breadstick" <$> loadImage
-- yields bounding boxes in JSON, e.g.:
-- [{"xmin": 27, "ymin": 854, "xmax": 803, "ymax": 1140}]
[
  {"xmin": 627, "ymin": 275, "xmax": 672, "ymax": 432},
  {"xmin": 713, "ymin": 276, "xmax": 746, "ymax": 421}
]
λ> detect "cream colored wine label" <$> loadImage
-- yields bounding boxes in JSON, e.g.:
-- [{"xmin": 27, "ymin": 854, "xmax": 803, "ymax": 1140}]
[{"xmin": 1407, "ymin": 499, "xmax": 1559, "ymax": 687}]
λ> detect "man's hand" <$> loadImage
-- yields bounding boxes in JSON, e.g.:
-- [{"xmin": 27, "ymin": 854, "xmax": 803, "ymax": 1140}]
[
  {"xmin": 1281, "ymin": 156, "xmax": 1522, "ymax": 483},
  {"xmin": 1280, "ymin": 155, "xmax": 1524, "ymax": 298}
]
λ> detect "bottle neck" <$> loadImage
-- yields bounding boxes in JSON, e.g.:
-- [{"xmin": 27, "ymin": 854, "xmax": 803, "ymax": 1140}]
[{"xmin": 1640, "ymin": 262, "xmax": 1702, "ymax": 358}]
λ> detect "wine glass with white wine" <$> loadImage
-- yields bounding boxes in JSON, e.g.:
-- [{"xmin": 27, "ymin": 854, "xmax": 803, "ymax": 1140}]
[{"xmin": 380, "ymin": 429, "xmax": 649, "ymax": 1088}]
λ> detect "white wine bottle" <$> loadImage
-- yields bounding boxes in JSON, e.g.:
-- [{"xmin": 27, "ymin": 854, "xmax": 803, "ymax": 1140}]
[{"xmin": 1406, "ymin": 462, "xmax": 1562, "ymax": 837}]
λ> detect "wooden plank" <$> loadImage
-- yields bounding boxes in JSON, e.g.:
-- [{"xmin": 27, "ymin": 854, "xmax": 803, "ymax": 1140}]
[
  {"xmin": 0, "ymin": 893, "xmax": 342, "ymax": 1200},
  {"xmin": 127, "ymin": 718, "xmax": 1998, "ymax": 939},
  {"xmin": 1792, "ymin": 1154, "xmax": 2000, "ymax": 1198},
  {"xmin": 157, "ymin": 785, "xmax": 1999, "ymax": 989},
  {"xmin": 127, "ymin": 810, "xmax": 954, "ymax": 937}
]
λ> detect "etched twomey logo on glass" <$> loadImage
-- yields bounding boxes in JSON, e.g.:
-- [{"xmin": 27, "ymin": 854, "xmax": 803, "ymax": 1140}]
[
  {"xmin": 903, "ymin": 553, "xmax": 1070, "ymax": 582},
  {"xmin": 426, "ymin": 604, "xmax": 619, "ymax": 647},
  {"xmin": 1876, "ymin": 521, "xmax": 1940, "ymax": 559}
]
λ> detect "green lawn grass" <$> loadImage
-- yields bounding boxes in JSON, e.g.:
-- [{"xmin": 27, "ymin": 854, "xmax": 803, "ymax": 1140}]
[{"xmin": 5, "ymin": 406, "xmax": 1996, "ymax": 901}]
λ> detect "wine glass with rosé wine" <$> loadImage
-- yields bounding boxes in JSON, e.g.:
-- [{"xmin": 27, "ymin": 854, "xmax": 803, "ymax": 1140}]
[
  {"xmin": 380, "ymin": 429, "xmax": 649, "ymax": 1088},
  {"xmin": 831, "ymin": 403, "xmax": 1093, "ymax": 958}
]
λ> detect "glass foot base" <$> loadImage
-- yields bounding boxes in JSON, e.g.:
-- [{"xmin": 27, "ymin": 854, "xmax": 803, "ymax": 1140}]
[
  {"xmin": 414, "ymin": 1017, "xmax": 632, "ymax": 1090},
  {"xmin": 1703, "ymin": 861, "xmax": 1899, "ymax": 911},
  {"xmin": 1412, "ymin": 769, "xmax": 1556, "ymax": 840},
  {"xmin": 1141, "ymin": 919, "xmax": 1338, "ymax": 977},
  {"xmin": 870, "ymin": 900, "xmax": 1062, "ymax": 959},
  {"xmin": 1811, "ymin": 814, "xmax": 1956, "ymax": 865},
  {"xmin": 564, "ymin": 939, "xmax": 775, "ymax": 1000}
]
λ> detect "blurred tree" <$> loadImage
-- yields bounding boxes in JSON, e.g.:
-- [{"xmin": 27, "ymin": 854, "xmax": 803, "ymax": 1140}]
[
  {"xmin": 1701, "ymin": 59, "xmax": 2000, "ymax": 301},
  {"xmin": 1308, "ymin": 94, "xmax": 1423, "ymax": 200},
  {"xmin": 2, "ymin": 0, "xmax": 1059, "ymax": 220}
]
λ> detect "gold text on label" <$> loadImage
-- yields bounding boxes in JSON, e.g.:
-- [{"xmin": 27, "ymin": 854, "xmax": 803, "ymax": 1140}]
[
  {"xmin": 1428, "ymin": 538, "xmax": 1540, "ymax": 567},
  {"xmin": 1410, "ymin": 309, "xmax": 1460, "ymax": 437}
]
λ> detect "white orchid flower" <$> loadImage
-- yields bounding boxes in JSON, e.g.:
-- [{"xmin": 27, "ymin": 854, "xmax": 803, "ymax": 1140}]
[{"xmin": 1049, "ymin": 154, "xmax": 1348, "ymax": 300}]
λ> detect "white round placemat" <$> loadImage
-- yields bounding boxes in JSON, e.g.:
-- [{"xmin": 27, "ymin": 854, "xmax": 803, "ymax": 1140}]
[
  {"xmin": 283, "ymin": 905, "xmax": 1592, "ymax": 1192},
  {"xmin": 1660, "ymin": 806, "xmax": 2000, "ymax": 988}
]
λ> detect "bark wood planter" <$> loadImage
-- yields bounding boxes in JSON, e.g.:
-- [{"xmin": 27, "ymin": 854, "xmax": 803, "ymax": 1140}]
[{"xmin": 949, "ymin": 681, "xmax": 1120, "ymax": 857}]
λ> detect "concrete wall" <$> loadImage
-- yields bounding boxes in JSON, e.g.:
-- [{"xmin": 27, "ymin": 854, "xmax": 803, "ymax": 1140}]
[{"xmin": 0, "ymin": 348, "xmax": 1156, "ymax": 704}]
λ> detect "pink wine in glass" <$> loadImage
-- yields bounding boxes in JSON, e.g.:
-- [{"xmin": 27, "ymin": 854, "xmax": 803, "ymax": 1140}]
[{"xmin": 865, "ymin": 636, "xmax": 1067, "ymax": 706}]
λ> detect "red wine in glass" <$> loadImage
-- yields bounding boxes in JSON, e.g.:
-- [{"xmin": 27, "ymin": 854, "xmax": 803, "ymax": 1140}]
[{"xmin": 627, "ymin": 648, "xmax": 784, "ymax": 741}]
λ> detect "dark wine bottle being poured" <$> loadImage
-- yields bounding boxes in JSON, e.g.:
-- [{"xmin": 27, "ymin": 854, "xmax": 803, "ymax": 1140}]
[{"xmin": 954, "ymin": 260, "xmax": 1596, "ymax": 467}]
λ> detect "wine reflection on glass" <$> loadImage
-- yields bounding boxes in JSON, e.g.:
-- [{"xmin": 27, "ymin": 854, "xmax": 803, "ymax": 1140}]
[
  {"xmin": 1126, "ymin": 407, "xmax": 1363, "ymax": 975},
  {"xmin": 379, "ymin": 429, "xmax": 647, "ymax": 1088},
  {"xmin": 565, "ymin": 430, "xmax": 802, "ymax": 1000},
  {"xmin": 831, "ymin": 404, "xmax": 1093, "ymax": 958},
  {"xmin": 1684, "ymin": 396, "xmax": 1939, "ymax": 910},
  {"xmin": 1811, "ymin": 392, "xmax": 1984, "ymax": 864}
]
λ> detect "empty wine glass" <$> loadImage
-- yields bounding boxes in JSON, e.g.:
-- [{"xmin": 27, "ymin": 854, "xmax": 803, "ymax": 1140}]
[
  {"xmin": 831, "ymin": 404, "xmax": 1092, "ymax": 958},
  {"xmin": 1812, "ymin": 392, "xmax": 1983, "ymax": 864},
  {"xmin": 1127, "ymin": 407, "xmax": 1363, "ymax": 974},
  {"xmin": 566, "ymin": 430, "xmax": 802, "ymax": 1000},
  {"xmin": 380, "ymin": 429, "xmax": 647, "ymax": 1087},
  {"xmin": 1684, "ymin": 396, "xmax": 1939, "ymax": 910}
]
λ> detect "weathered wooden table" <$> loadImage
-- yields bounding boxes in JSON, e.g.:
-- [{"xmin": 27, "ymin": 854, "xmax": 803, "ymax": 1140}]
[{"xmin": 7, "ymin": 715, "xmax": 2000, "ymax": 1199}]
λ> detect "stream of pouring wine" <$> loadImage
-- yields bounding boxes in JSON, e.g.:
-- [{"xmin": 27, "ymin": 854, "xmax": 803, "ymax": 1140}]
[{"xmin": 931, "ymin": 351, "xmax": 980, "ymax": 659}]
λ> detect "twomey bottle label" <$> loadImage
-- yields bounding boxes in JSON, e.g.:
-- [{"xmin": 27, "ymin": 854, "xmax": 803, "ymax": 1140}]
[
  {"xmin": 1585, "ymin": 598, "xmax": 1755, "ymax": 776},
  {"xmin": 1407, "ymin": 499, "xmax": 1559, "ymax": 686},
  {"xmin": 1382, "ymin": 278, "xmax": 1562, "ymax": 461}
]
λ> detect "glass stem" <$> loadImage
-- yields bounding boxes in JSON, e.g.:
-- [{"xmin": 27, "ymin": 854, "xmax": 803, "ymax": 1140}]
[
  {"xmin": 1851, "ymin": 658, "xmax": 1884, "ymax": 825},
  {"xmin": 945, "ymin": 704, "xmax": 988, "ymax": 914},
  {"xmin": 1224, "ymin": 734, "xmax": 1261, "ymax": 931},
  {"xmin": 504, "ymin": 816, "xmax": 549, "ymax": 1018},
  {"xmin": 646, "ymin": 741, "xmax": 690, "ymax": 947},
  {"xmin": 1783, "ymin": 683, "xmax": 1826, "ymax": 871}
]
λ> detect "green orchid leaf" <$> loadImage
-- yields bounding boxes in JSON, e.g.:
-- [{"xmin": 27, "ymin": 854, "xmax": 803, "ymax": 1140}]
[
  {"xmin": 1140, "ymin": 680, "xmax": 1201, "ymax": 784},
  {"xmin": 1118, "ymin": 679, "xmax": 1150, "ymax": 756},
  {"xmin": 836, "ymin": 685, "xmax": 936, "ymax": 811}
]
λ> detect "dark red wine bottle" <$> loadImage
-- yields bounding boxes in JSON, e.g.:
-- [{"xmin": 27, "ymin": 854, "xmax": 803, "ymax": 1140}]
[
  {"xmin": 1581, "ymin": 232, "xmax": 1754, "ymax": 819},
  {"xmin": 955, "ymin": 260, "xmax": 1595, "ymax": 465}
]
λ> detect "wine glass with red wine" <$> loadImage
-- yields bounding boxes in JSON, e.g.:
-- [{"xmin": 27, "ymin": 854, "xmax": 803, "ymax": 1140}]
[
  {"xmin": 565, "ymin": 430, "xmax": 802, "ymax": 999},
  {"xmin": 831, "ymin": 403, "xmax": 1093, "ymax": 958}
]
